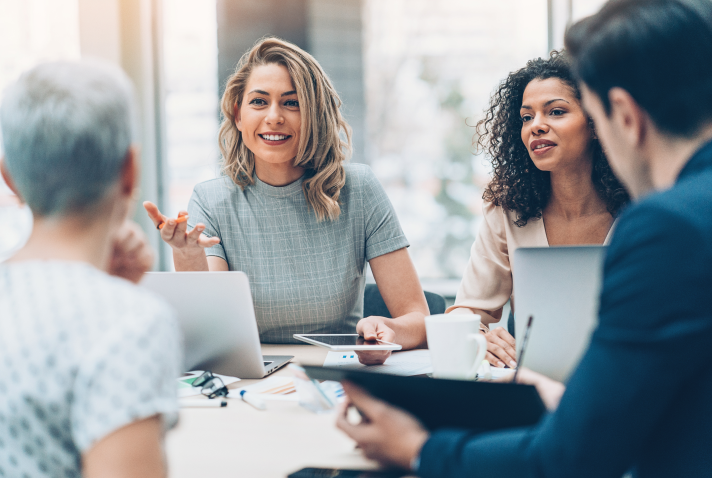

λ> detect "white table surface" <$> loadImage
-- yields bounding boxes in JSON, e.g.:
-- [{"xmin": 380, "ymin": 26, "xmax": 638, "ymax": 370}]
[{"xmin": 165, "ymin": 344, "xmax": 380, "ymax": 478}]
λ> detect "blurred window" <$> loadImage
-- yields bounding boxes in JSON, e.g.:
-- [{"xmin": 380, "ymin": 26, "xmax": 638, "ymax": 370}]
[
  {"xmin": 162, "ymin": 0, "xmax": 220, "ymax": 220},
  {"xmin": 0, "ymin": 0, "xmax": 80, "ymax": 261},
  {"xmin": 572, "ymin": 0, "xmax": 608, "ymax": 21},
  {"xmin": 363, "ymin": 0, "xmax": 548, "ymax": 279}
]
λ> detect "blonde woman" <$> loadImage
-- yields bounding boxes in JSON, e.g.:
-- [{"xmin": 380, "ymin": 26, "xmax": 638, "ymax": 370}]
[{"xmin": 145, "ymin": 38, "xmax": 428, "ymax": 363}]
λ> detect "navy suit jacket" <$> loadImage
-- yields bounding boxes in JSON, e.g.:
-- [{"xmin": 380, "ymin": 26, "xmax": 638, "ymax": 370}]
[{"xmin": 419, "ymin": 140, "xmax": 712, "ymax": 478}]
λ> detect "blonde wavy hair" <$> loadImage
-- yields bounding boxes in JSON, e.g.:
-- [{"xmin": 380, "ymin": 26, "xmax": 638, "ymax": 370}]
[{"xmin": 218, "ymin": 37, "xmax": 352, "ymax": 221}]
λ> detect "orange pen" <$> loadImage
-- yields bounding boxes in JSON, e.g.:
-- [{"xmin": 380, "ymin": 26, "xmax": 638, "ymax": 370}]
[{"xmin": 157, "ymin": 214, "xmax": 188, "ymax": 230}]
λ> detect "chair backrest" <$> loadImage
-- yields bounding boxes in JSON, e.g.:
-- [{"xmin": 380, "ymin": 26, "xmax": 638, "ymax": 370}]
[{"xmin": 363, "ymin": 283, "xmax": 446, "ymax": 319}]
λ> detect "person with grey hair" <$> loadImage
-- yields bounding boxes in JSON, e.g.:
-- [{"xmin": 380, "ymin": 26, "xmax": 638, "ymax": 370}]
[{"xmin": 0, "ymin": 60, "xmax": 181, "ymax": 478}]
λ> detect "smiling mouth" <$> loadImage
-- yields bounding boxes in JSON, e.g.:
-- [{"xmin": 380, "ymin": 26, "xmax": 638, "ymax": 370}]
[
  {"xmin": 531, "ymin": 142, "xmax": 556, "ymax": 155},
  {"xmin": 259, "ymin": 134, "xmax": 291, "ymax": 142}
]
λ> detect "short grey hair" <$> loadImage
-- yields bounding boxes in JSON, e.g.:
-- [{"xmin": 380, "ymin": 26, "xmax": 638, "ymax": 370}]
[{"xmin": 0, "ymin": 60, "xmax": 136, "ymax": 217}]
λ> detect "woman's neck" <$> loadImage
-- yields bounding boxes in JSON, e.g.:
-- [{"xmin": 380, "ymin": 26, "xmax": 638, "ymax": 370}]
[
  {"xmin": 546, "ymin": 163, "xmax": 608, "ymax": 220},
  {"xmin": 254, "ymin": 157, "xmax": 304, "ymax": 187},
  {"xmin": 8, "ymin": 213, "xmax": 116, "ymax": 271}
]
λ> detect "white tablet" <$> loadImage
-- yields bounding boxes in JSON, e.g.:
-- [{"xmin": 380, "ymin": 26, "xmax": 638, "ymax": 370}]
[{"xmin": 293, "ymin": 334, "xmax": 403, "ymax": 351}]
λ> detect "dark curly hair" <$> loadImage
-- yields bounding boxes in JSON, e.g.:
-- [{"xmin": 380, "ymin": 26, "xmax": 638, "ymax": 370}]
[{"xmin": 477, "ymin": 51, "xmax": 629, "ymax": 227}]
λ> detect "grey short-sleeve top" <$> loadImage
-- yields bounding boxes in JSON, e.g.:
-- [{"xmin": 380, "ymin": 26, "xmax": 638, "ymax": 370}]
[{"xmin": 187, "ymin": 163, "xmax": 409, "ymax": 343}]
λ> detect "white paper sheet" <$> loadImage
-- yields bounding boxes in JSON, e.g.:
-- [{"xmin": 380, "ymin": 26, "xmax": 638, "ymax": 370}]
[
  {"xmin": 476, "ymin": 361, "xmax": 516, "ymax": 381},
  {"xmin": 229, "ymin": 376, "xmax": 300, "ymax": 401},
  {"xmin": 322, "ymin": 349, "xmax": 433, "ymax": 376}
]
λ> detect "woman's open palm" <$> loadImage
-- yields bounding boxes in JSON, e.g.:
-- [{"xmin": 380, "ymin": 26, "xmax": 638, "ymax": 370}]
[{"xmin": 143, "ymin": 201, "xmax": 220, "ymax": 251}]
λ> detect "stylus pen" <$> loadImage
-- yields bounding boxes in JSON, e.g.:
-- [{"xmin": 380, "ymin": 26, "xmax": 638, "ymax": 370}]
[
  {"xmin": 179, "ymin": 399, "xmax": 227, "ymax": 408},
  {"xmin": 512, "ymin": 315, "xmax": 534, "ymax": 383},
  {"xmin": 240, "ymin": 390, "xmax": 267, "ymax": 410},
  {"xmin": 157, "ymin": 214, "xmax": 188, "ymax": 230}
]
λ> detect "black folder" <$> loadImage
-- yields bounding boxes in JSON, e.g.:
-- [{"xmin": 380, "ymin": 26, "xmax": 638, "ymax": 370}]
[{"xmin": 303, "ymin": 365, "xmax": 546, "ymax": 431}]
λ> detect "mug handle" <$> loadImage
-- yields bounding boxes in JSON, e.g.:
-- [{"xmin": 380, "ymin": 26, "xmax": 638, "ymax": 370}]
[{"xmin": 465, "ymin": 333, "xmax": 488, "ymax": 380}]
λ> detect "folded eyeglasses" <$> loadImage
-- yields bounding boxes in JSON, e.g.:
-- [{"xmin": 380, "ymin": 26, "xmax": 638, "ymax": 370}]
[{"xmin": 191, "ymin": 371, "xmax": 229, "ymax": 399}]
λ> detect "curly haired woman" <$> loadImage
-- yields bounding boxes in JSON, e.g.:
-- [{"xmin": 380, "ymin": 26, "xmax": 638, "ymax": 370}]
[
  {"xmin": 144, "ymin": 38, "xmax": 429, "ymax": 363},
  {"xmin": 447, "ymin": 52, "xmax": 629, "ymax": 367}
]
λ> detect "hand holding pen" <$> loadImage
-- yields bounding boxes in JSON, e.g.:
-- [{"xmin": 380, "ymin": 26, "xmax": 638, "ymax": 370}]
[{"xmin": 143, "ymin": 201, "xmax": 221, "ymax": 253}]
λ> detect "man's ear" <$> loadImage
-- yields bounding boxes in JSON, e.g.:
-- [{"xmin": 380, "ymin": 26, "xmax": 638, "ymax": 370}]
[
  {"xmin": 0, "ymin": 157, "xmax": 23, "ymax": 201},
  {"xmin": 119, "ymin": 145, "xmax": 140, "ymax": 198},
  {"xmin": 608, "ymin": 87, "xmax": 648, "ymax": 148}
]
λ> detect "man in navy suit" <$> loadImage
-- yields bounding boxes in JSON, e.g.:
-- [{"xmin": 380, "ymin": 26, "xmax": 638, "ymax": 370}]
[{"xmin": 336, "ymin": 1, "xmax": 712, "ymax": 476}]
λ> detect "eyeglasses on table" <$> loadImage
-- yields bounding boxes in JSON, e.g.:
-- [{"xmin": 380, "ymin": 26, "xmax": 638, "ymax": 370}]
[{"xmin": 191, "ymin": 371, "xmax": 229, "ymax": 399}]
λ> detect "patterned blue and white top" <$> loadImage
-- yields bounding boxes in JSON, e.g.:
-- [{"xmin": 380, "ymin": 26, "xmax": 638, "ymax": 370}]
[
  {"xmin": 0, "ymin": 261, "xmax": 181, "ymax": 478},
  {"xmin": 188, "ymin": 163, "xmax": 409, "ymax": 343}
]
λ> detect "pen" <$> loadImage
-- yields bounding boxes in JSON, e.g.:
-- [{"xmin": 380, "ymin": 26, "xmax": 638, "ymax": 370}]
[
  {"xmin": 512, "ymin": 315, "xmax": 534, "ymax": 383},
  {"xmin": 239, "ymin": 390, "xmax": 267, "ymax": 410},
  {"xmin": 157, "ymin": 214, "xmax": 188, "ymax": 230},
  {"xmin": 179, "ymin": 399, "xmax": 227, "ymax": 408}
]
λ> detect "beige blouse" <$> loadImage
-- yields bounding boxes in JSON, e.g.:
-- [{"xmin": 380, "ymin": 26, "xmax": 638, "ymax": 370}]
[{"xmin": 447, "ymin": 200, "xmax": 615, "ymax": 321}]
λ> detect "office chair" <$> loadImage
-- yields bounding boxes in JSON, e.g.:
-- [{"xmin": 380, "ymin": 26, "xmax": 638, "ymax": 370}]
[
  {"xmin": 363, "ymin": 283, "xmax": 446, "ymax": 318},
  {"xmin": 508, "ymin": 309, "xmax": 516, "ymax": 338}
]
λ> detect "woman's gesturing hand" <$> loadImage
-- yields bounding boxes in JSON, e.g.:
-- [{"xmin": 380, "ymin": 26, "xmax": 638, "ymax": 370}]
[
  {"xmin": 143, "ymin": 201, "xmax": 221, "ymax": 253},
  {"xmin": 485, "ymin": 327, "xmax": 518, "ymax": 368}
]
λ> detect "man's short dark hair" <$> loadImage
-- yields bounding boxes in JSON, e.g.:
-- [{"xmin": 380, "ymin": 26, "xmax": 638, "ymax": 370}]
[{"xmin": 565, "ymin": 0, "xmax": 712, "ymax": 137}]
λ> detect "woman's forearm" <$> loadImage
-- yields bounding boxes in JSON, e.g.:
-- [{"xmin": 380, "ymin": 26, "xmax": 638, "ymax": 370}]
[
  {"xmin": 449, "ymin": 306, "xmax": 502, "ymax": 326},
  {"xmin": 388, "ymin": 311, "xmax": 428, "ymax": 349},
  {"xmin": 172, "ymin": 249, "xmax": 209, "ymax": 271},
  {"xmin": 473, "ymin": 308, "xmax": 501, "ymax": 326}
]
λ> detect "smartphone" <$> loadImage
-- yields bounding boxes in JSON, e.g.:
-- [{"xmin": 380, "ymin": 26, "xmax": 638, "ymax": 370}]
[
  {"xmin": 287, "ymin": 468, "xmax": 409, "ymax": 478},
  {"xmin": 293, "ymin": 334, "xmax": 402, "ymax": 351}
]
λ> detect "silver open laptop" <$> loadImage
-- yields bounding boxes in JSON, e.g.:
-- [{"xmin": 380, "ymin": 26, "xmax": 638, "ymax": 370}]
[
  {"xmin": 141, "ymin": 271, "xmax": 292, "ymax": 379},
  {"xmin": 513, "ymin": 246, "xmax": 605, "ymax": 382}
]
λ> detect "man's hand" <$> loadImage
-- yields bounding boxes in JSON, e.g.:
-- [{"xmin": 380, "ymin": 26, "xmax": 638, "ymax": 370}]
[
  {"xmin": 485, "ymin": 327, "xmax": 517, "ymax": 368},
  {"xmin": 109, "ymin": 220, "xmax": 154, "ymax": 283},
  {"xmin": 355, "ymin": 316, "xmax": 396, "ymax": 365},
  {"xmin": 514, "ymin": 368, "xmax": 566, "ymax": 411},
  {"xmin": 336, "ymin": 382, "xmax": 429, "ymax": 470}
]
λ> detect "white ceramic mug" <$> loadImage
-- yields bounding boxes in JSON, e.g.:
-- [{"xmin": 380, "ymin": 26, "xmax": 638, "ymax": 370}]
[{"xmin": 425, "ymin": 314, "xmax": 488, "ymax": 380}]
